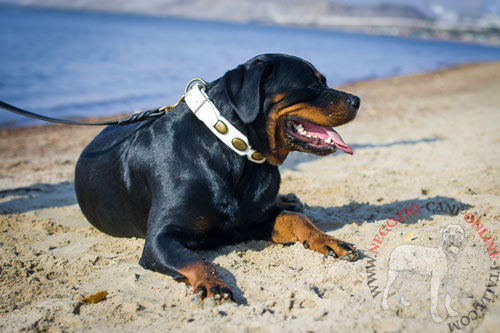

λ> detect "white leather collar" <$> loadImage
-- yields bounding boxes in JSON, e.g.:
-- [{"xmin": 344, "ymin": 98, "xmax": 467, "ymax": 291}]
[{"xmin": 184, "ymin": 81, "xmax": 266, "ymax": 164}]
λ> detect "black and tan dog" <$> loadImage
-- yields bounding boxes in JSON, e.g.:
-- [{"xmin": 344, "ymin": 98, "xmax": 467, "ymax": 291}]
[{"xmin": 74, "ymin": 54, "xmax": 360, "ymax": 301}]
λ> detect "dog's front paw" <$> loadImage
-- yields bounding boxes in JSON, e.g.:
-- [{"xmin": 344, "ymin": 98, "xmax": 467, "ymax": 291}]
[
  {"xmin": 303, "ymin": 234, "xmax": 358, "ymax": 262},
  {"xmin": 193, "ymin": 279, "xmax": 233, "ymax": 302},
  {"xmin": 277, "ymin": 193, "xmax": 304, "ymax": 212}
]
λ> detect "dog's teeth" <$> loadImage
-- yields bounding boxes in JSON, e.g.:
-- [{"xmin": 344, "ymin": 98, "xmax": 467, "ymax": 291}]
[
  {"xmin": 294, "ymin": 123, "xmax": 305, "ymax": 132},
  {"xmin": 294, "ymin": 124, "xmax": 307, "ymax": 135}
]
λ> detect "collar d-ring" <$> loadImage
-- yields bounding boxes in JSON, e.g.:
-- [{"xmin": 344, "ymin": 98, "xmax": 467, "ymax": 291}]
[{"xmin": 185, "ymin": 78, "xmax": 207, "ymax": 94}]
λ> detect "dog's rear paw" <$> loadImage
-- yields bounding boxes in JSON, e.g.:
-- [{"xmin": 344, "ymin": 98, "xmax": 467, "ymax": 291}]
[
  {"xmin": 193, "ymin": 279, "xmax": 233, "ymax": 302},
  {"xmin": 277, "ymin": 193, "xmax": 304, "ymax": 212}
]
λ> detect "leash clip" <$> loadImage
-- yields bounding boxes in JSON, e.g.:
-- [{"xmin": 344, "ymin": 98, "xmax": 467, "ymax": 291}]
[{"xmin": 158, "ymin": 94, "xmax": 185, "ymax": 113}]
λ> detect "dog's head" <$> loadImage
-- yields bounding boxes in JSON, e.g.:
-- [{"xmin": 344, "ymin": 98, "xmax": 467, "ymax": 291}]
[
  {"xmin": 219, "ymin": 54, "xmax": 360, "ymax": 166},
  {"xmin": 440, "ymin": 224, "xmax": 466, "ymax": 258}
]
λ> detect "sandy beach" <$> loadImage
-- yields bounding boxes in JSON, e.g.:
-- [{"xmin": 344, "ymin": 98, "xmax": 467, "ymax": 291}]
[{"xmin": 1, "ymin": 62, "xmax": 499, "ymax": 332}]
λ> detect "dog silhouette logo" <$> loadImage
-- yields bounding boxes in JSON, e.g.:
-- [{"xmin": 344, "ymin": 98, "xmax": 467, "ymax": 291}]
[{"xmin": 381, "ymin": 224, "xmax": 465, "ymax": 322}]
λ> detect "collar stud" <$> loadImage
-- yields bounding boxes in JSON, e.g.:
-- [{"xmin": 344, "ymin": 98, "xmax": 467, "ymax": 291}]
[
  {"xmin": 232, "ymin": 138, "xmax": 248, "ymax": 151},
  {"xmin": 251, "ymin": 152, "xmax": 265, "ymax": 161},
  {"xmin": 214, "ymin": 120, "xmax": 228, "ymax": 134}
]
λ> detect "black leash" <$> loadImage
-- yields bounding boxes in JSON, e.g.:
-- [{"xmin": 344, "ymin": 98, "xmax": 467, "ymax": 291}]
[
  {"xmin": 0, "ymin": 79, "xmax": 204, "ymax": 126},
  {"xmin": 0, "ymin": 100, "xmax": 169, "ymax": 126}
]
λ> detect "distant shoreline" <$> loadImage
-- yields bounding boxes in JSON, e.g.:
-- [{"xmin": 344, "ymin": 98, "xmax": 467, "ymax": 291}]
[{"xmin": 3, "ymin": 3, "xmax": 500, "ymax": 46}]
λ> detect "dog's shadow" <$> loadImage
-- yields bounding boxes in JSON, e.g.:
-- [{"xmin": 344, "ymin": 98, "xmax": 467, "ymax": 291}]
[
  {"xmin": 0, "ymin": 181, "xmax": 77, "ymax": 215},
  {"xmin": 306, "ymin": 195, "xmax": 471, "ymax": 231}
]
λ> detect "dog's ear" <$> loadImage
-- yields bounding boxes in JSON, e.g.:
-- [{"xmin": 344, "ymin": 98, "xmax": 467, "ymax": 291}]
[{"xmin": 223, "ymin": 61, "xmax": 271, "ymax": 124}]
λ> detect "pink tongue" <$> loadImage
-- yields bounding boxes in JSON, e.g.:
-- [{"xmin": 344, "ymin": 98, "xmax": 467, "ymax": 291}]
[
  {"xmin": 324, "ymin": 127, "xmax": 353, "ymax": 155},
  {"xmin": 301, "ymin": 122, "xmax": 353, "ymax": 155}
]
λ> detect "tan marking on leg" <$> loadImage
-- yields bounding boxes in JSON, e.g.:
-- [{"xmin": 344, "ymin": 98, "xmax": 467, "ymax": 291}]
[
  {"xmin": 179, "ymin": 261, "xmax": 232, "ymax": 299},
  {"xmin": 270, "ymin": 211, "xmax": 356, "ymax": 259},
  {"xmin": 178, "ymin": 261, "xmax": 218, "ymax": 287}
]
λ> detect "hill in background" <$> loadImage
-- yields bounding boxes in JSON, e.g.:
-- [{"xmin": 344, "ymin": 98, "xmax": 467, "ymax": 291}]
[{"xmin": 6, "ymin": 0, "xmax": 500, "ymax": 44}]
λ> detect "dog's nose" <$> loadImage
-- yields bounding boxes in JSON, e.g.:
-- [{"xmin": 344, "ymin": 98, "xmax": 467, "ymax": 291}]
[{"xmin": 348, "ymin": 95, "xmax": 360, "ymax": 110}]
